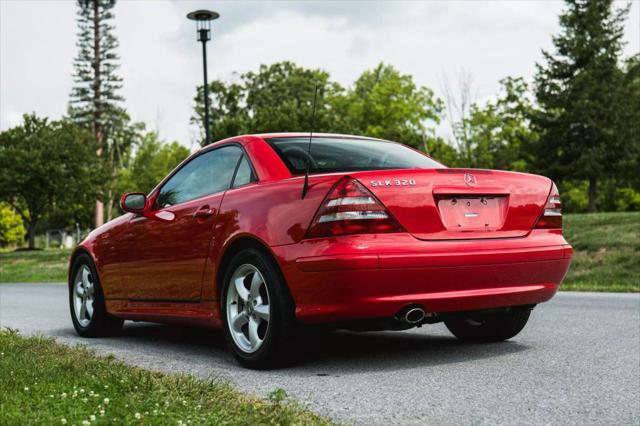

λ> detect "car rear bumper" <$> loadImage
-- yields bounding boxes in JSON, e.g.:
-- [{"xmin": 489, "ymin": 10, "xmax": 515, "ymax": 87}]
[{"xmin": 272, "ymin": 230, "xmax": 572, "ymax": 324}]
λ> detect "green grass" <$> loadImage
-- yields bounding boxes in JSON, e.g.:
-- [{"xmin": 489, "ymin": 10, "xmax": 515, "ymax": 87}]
[
  {"xmin": 1, "ymin": 211, "xmax": 638, "ymax": 291},
  {"xmin": 0, "ymin": 329, "xmax": 330, "ymax": 425},
  {"xmin": 0, "ymin": 249, "xmax": 70, "ymax": 282},
  {"xmin": 561, "ymin": 211, "xmax": 639, "ymax": 292}
]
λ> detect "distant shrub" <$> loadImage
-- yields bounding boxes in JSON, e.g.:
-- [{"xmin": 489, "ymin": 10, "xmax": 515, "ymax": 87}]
[
  {"xmin": 614, "ymin": 187, "xmax": 640, "ymax": 212},
  {"xmin": 0, "ymin": 202, "xmax": 26, "ymax": 247},
  {"xmin": 559, "ymin": 181, "xmax": 589, "ymax": 213}
]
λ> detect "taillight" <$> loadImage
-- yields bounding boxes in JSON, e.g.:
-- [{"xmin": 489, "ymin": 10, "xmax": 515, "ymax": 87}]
[
  {"xmin": 535, "ymin": 182, "xmax": 562, "ymax": 229},
  {"xmin": 306, "ymin": 177, "xmax": 404, "ymax": 238}
]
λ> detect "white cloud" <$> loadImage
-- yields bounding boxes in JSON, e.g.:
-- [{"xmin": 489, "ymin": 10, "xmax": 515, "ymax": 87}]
[{"xmin": 1, "ymin": 0, "xmax": 638, "ymax": 146}]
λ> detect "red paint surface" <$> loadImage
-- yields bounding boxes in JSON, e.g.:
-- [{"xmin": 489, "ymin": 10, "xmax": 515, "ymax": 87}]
[{"xmin": 72, "ymin": 133, "xmax": 572, "ymax": 328}]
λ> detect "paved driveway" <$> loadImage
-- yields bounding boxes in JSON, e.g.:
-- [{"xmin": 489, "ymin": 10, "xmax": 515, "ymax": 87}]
[{"xmin": 1, "ymin": 283, "xmax": 638, "ymax": 425}]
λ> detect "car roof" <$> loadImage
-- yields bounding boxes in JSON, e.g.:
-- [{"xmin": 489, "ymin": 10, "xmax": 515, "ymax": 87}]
[{"xmin": 196, "ymin": 132, "xmax": 389, "ymax": 153}]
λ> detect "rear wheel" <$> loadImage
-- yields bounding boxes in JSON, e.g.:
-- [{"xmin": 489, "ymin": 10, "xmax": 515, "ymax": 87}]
[
  {"xmin": 69, "ymin": 253, "xmax": 123, "ymax": 337},
  {"xmin": 444, "ymin": 309, "xmax": 531, "ymax": 343},
  {"xmin": 221, "ymin": 248, "xmax": 297, "ymax": 369}
]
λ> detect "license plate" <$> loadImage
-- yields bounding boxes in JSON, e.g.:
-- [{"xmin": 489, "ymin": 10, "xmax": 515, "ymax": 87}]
[{"xmin": 437, "ymin": 197, "xmax": 506, "ymax": 231}]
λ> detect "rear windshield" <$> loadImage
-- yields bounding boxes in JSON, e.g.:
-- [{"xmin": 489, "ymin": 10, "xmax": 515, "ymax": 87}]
[{"xmin": 267, "ymin": 137, "xmax": 444, "ymax": 174}]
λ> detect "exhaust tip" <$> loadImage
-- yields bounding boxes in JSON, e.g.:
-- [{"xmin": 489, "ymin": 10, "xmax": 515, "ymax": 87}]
[{"xmin": 402, "ymin": 307, "xmax": 426, "ymax": 324}]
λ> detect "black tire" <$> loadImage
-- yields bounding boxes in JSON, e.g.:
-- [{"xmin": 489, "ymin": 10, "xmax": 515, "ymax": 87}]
[
  {"xmin": 69, "ymin": 253, "xmax": 123, "ymax": 337},
  {"xmin": 444, "ymin": 309, "xmax": 531, "ymax": 343},
  {"xmin": 220, "ymin": 248, "xmax": 298, "ymax": 369}
]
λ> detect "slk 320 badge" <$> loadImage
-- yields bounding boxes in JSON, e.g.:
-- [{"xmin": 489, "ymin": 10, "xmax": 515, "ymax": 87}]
[{"xmin": 370, "ymin": 179, "xmax": 416, "ymax": 187}]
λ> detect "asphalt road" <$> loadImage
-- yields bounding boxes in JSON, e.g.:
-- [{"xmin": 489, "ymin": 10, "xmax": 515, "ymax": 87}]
[{"xmin": 1, "ymin": 284, "xmax": 638, "ymax": 425}]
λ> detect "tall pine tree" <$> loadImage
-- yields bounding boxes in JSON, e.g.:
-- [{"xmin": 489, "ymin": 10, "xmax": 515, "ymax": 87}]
[
  {"xmin": 69, "ymin": 0, "xmax": 128, "ymax": 226},
  {"xmin": 534, "ymin": 0, "xmax": 631, "ymax": 212}
]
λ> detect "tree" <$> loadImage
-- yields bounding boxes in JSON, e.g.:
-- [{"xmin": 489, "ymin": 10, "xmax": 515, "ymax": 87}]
[
  {"xmin": 534, "ymin": 0, "xmax": 631, "ymax": 212},
  {"xmin": 464, "ymin": 77, "xmax": 539, "ymax": 171},
  {"xmin": 68, "ymin": 0, "xmax": 131, "ymax": 226},
  {"xmin": 0, "ymin": 115, "xmax": 103, "ymax": 249},
  {"xmin": 193, "ymin": 62, "xmax": 342, "ymax": 145},
  {"xmin": 338, "ymin": 63, "xmax": 443, "ymax": 150},
  {"xmin": 442, "ymin": 69, "xmax": 476, "ymax": 167},
  {"xmin": 192, "ymin": 62, "xmax": 444, "ymax": 153},
  {"xmin": 118, "ymin": 132, "xmax": 190, "ymax": 195}
]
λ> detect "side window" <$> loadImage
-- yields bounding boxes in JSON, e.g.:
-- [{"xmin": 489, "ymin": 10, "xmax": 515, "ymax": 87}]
[
  {"xmin": 232, "ymin": 155, "xmax": 255, "ymax": 188},
  {"xmin": 156, "ymin": 145, "xmax": 243, "ymax": 208}
]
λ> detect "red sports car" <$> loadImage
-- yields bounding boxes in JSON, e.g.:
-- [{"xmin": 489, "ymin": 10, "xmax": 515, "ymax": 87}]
[{"xmin": 69, "ymin": 133, "xmax": 572, "ymax": 368}]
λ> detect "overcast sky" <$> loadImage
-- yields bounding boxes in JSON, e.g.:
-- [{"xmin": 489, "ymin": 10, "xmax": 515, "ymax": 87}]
[{"xmin": 1, "ymin": 0, "xmax": 638, "ymax": 149}]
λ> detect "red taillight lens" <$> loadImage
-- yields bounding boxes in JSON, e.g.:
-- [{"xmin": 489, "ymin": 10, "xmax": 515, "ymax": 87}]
[
  {"xmin": 535, "ymin": 182, "xmax": 562, "ymax": 229},
  {"xmin": 305, "ymin": 178, "xmax": 404, "ymax": 238}
]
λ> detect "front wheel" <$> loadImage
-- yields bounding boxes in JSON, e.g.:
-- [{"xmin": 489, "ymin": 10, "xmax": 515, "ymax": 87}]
[
  {"xmin": 69, "ymin": 253, "xmax": 123, "ymax": 337},
  {"xmin": 444, "ymin": 309, "xmax": 531, "ymax": 343},
  {"xmin": 220, "ymin": 248, "xmax": 297, "ymax": 369}
]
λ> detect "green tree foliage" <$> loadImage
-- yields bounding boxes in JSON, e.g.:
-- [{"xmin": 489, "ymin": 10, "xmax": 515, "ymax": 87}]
[
  {"xmin": 337, "ymin": 63, "xmax": 443, "ymax": 149},
  {"xmin": 192, "ymin": 62, "xmax": 443, "ymax": 151},
  {"xmin": 534, "ymin": 0, "xmax": 632, "ymax": 212},
  {"xmin": 0, "ymin": 202, "xmax": 26, "ymax": 247},
  {"xmin": 193, "ymin": 62, "xmax": 342, "ymax": 143},
  {"xmin": 68, "ymin": 0, "xmax": 138, "ymax": 224},
  {"xmin": 464, "ymin": 77, "xmax": 538, "ymax": 171},
  {"xmin": 0, "ymin": 115, "xmax": 103, "ymax": 249},
  {"xmin": 118, "ymin": 132, "xmax": 190, "ymax": 196}
]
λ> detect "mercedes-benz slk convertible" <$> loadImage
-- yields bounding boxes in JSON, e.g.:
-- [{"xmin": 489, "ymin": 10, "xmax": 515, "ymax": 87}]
[{"xmin": 69, "ymin": 133, "xmax": 572, "ymax": 368}]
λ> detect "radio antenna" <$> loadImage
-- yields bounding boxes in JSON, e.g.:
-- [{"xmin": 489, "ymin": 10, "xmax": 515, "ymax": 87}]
[{"xmin": 302, "ymin": 84, "xmax": 319, "ymax": 199}]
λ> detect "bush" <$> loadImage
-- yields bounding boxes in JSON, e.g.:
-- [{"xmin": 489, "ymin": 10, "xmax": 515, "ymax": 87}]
[
  {"xmin": 559, "ymin": 181, "xmax": 589, "ymax": 213},
  {"xmin": 0, "ymin": 202, "xmax": 26, "ymax": 247},
  {"xmin": 614, "ymin": 187, "xmax": 640, "ymax": 211}
]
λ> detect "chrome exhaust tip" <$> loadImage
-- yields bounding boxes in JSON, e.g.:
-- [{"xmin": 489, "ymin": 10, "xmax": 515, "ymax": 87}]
[{"xmin": 401, "ymin": 307, "xmax": 426, "ymax": 324}]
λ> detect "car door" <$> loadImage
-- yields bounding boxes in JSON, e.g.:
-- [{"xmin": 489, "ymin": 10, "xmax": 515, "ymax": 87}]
[{"xmin": 122, "ymin": 144, "xmax": 245, "ymax": 301}]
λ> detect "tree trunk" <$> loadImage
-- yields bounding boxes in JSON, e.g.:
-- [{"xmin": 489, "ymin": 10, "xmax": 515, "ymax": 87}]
[
  {"xmin": 95, "ymin": 200, "xmax": 104, "ymax": 227},
  {"xmin": 92, "ymin": 0, "xmax": 104, "ymax": 229},
  {"xmin": 106, "ymin": 188, "xmax": 114, "ymax": 221},
  {"xmin": 27, "ymin": 222, "xmax": 37, "ymax": 250},
  {"xmin": 588, "ymin": 176, "xmax": 598, "ymax": 213}
]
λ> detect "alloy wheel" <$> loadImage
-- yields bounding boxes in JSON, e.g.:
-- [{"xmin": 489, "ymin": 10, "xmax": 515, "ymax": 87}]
[
  {"xmin": 226, "ymin": 264, "xmax": 271, "ymax": 353},
  {"xmin": 73, "ymin": 265, "xmax": 95, "ymax": 327}
]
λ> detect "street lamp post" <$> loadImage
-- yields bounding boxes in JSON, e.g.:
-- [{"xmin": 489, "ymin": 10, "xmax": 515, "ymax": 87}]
[{"xmin": 187, "ymin": 9, "xmax": 219, "ymax": 146}]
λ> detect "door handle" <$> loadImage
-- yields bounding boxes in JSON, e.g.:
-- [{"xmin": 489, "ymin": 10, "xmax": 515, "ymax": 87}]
[{"xmin": 193, "ymin": 205, "xmax": 215, "ymax": 218}]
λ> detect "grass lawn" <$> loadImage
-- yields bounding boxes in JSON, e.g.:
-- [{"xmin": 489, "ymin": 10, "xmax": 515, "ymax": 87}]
[
  {"xmin": 561, "ymin": 211, "xmax": 639, "ymax": 292},
  {"xmin": 0, "ymin": 211, "xmax": 638, "ymax": 291},
  {"xmin": 0, "ymin": 329, "xmax": 329, "ymax": 425},
  {"xmin": 0, "ymin": 249, "xmax": 70, "ymax": 282}
]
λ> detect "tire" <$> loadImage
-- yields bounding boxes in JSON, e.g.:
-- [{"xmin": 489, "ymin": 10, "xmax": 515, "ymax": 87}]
[
  {"xmin": 220, "ymin": 248, "xmax": 297, "ymax": 369},
  {"xmin": 69, "ymin": 253, "xmax": 123, "ymax": 337},
  {"xmin": 444, "ymin": 309, "xmax": 531, "ymax": 343}
]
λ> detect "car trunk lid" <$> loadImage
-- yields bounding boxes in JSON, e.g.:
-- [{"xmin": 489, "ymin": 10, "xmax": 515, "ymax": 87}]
[{"xmin": 350, "ymin": 168, "xmax": 552, "ymax": 240}]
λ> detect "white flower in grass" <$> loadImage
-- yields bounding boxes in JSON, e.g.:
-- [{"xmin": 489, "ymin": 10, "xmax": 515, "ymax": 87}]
[
  {"xmin": 99, "ymin": 410, "xmax": 105, "ymax": 416},
  {"xmin": 23, "ymin": 387, "xmax": 29, "ymax": 391},
  {"xmin": 103, "ymin": 398, "xmax": 110, "ymax": 405},
  {"xmin": 134, "ymin": 412, "xmax": 142, "ymax": 419},
  {"xmin": 61, "ymin": 392, "xmax": 67, "ymax": 399},
  {"xmin": 82, "ymin": 420, "xmax": 90, "ymax": 426},
  {"xmin": 60, "ymin": 419, "xmax": 67, "ymax": 425},
  {"xmin": 89, "ymin": 415, "xmax": 96, "ymax": 421}
]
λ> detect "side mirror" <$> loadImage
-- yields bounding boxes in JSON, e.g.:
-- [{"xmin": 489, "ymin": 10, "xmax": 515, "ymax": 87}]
[{"xmin": 120, "ymin": 192, "xmax": 148, "ymax": 214}]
